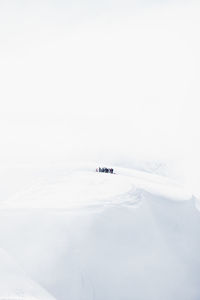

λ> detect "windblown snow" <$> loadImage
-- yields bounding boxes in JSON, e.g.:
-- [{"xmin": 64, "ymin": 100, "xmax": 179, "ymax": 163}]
[{"xmin": 0, "ymin": 162, "xmax": 200, "ymax": 300}]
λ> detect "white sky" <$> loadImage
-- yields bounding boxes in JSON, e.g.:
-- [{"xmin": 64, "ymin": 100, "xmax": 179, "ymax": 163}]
[{"xmin": 0, "ymin": 0, "xmax": 200, "ymax": 190}]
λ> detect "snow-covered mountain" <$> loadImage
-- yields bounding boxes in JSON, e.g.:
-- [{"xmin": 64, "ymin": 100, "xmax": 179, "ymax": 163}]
[{"xmin": 0, "ymin": 162, "xmax": 200, "ymax": 300}]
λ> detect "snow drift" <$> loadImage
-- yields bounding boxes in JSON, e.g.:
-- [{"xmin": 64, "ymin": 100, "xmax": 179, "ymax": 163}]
[{"xmin": 0, "ymin": 163, "xmax": 200, "ymax": 300}]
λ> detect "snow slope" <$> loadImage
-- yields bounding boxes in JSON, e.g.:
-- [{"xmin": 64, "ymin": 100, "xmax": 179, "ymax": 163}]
[
  {"xmin": 0, "ymin": 248, "xmax": 56, "ymax": 300},
  {"xmin": 0, "ymin": 163, "xmax": 199, "ymax": 300}
]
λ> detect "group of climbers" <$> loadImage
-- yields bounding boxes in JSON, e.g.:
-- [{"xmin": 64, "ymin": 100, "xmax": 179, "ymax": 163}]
[{"xmin": 96, "ymin": 167, "xmax": 114, "ymax": 174}]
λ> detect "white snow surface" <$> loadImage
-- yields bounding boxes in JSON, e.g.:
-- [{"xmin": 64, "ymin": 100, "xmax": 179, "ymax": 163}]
[{"xmin": 0, "ymin": 162, "xmax": 200, "ymax": 300}]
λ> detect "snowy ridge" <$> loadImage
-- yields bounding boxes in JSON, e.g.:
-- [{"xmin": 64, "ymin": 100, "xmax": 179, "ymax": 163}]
[{"xmin": 1, "ymin": 164, "xmax": 192, "ymax": 211}]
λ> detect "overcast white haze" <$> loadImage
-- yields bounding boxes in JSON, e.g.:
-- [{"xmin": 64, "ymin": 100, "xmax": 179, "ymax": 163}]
[
  {"xmin": 0, "ymin": 0, "xmax": 200, "ymax": 181},
  {"xmin": 1, "ymin": 1, "xmax": 200, "ymax": 300}
]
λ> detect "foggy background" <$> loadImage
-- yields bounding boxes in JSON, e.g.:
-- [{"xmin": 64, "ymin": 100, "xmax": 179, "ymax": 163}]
[
  {"xmin": 0, "ymin": 3, "xmax": 200, "ymax": 299},
  {"xmin": 0, "ymin": 0, "xmax": 200, "ymax": 192}
]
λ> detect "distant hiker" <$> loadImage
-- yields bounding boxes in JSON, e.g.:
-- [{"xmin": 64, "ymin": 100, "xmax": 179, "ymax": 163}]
[{"xmin": 96, "ymin": 167, "xmax": 114, "ymax": 174}]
